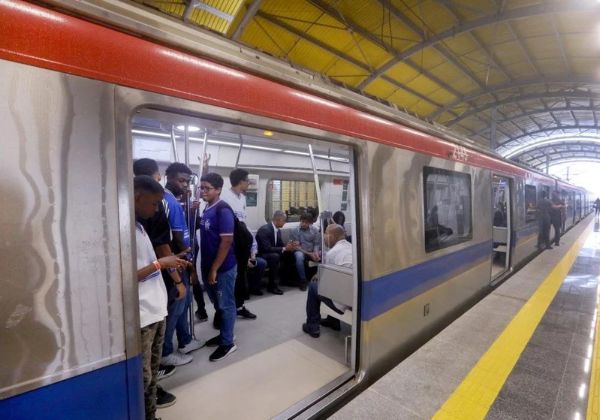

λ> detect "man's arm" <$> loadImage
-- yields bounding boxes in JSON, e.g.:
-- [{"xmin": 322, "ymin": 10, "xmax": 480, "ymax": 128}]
[
  {"xmin": 137, "ymin": 255, "xmax": 186, "ymax": 282},
  {"xmin": 207, "ymin": 206, "xmax": 235, "ymax": 284},
  {"xmin": 256, "ymin": 227, "xmax": 283, "ymax": 254},
  {"xmin": 155, "ymin": 244, "xmax": 186, "ymax": 299}
]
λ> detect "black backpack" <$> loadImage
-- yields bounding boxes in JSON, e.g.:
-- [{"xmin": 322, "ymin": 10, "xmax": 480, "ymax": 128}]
[{"xmin": 215, "ymin": 200, "xmax": 253, "ymax": 262}]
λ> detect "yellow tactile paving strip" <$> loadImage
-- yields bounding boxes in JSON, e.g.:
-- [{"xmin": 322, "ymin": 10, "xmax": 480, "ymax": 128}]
[
  {"xmin": 433, "ymin": 223, "xmax": 593, "ymax": 420},
  {"xmin": 588, "ymin": 294, "xmax": 600, "ymax": 420}
]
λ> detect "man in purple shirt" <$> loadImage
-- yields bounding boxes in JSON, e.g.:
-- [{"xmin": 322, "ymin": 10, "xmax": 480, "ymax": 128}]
[{"xmin": 199, "ymin": 173, "xmax": 238, "ymax": 361}]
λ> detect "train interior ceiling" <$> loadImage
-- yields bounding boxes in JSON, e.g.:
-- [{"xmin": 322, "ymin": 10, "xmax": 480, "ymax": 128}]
[{"xmin": 131, "ymin": 108, "xmax": 357, "ymax": 419}]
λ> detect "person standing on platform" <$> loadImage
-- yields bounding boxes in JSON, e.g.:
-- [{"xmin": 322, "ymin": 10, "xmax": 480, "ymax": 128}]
[
  {"xmin": 133, "ymin": 175, "xmax": 187, "ymax": 420},
  {"xmin": 550, "ymin": 191, "xmax": 564, "ymax": 246},
  {"xmin": 199, "ymin": 173, "xmax": 239, "ymax": 361},
  {"xmin": 537, "ymin": 191, "xmax": 553, "ymax": 250},
  {"xmin": 161, "ymin": 163, "xmax": 204, "ymax": 367},
  {"xmin": 218, "ymin": 168, "xmax": 257, "ymax": 321},
  {"xmin": 595, "ymin": 198, "xmax": 600, "ymax": 216}
]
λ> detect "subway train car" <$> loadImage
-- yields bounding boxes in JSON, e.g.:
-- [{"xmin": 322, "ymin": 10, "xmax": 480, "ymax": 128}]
[{"xmin": 0, "ymin": 2, "xmax": 593, "ymax": 419}]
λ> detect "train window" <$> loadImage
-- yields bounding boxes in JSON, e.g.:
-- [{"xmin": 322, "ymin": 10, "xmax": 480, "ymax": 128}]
[
  {"xmin": 525, "ymin": 185, "xmax": 537, "ymax": 223},
  {"xmin": 423, "ymin": 167, "xmax": 472, "ymax": 253},
  {"xmin": 266, "ymin": 179, "xmax": 317, "ymax": 223}
]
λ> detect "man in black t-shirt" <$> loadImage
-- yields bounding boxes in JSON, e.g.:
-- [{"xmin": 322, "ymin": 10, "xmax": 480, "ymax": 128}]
[
  {"xmin": 537, "ymin": 191, "xmax": 553, "ymax": 250},
  {"xmin": 550, "ymin": 191, "xmax": 563, "ymax": 246}
]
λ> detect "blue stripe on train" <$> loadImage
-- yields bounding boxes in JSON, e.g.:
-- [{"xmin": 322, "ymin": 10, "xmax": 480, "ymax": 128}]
[
  {"xmin": 361, "ymin": 240, "xmax": 492, "ymax": 321},
  {"xmin": 0, "ymin": 355, "xmax": 144, "ymax": 420}
]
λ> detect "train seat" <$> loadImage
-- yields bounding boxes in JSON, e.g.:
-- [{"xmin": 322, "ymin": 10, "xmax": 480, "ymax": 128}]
[{"xmin": 318, "ymin": 264, "xmax": 353, "ymax": 323}]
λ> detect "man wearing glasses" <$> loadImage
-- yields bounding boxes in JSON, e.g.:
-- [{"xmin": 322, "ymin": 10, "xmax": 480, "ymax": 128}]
[{"xmin": 199, "ymin": 173, "xmax": 238, "ymax": 361}]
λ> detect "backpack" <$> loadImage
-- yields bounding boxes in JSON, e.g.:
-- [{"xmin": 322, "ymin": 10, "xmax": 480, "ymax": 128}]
[{"xmin": 215, "ymin": 200, "xmax": 253, "ymax": 262}]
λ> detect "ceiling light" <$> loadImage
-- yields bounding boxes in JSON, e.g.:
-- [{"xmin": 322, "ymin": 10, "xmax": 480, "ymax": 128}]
[
  {"xmin": 243, "ymin": 144, "xmax": 283, "ymax": 152},
  {"xmin": 132, "ymin": 129, "xmax": 172, "ymax": 138},
  {"xmin": 263, "ymin": 130, "xmax": 274, "ymax": 137},
  {"xmin": 176, "ymin": 125, "xmax": 201, "ymax": 132},
  {"xmin": 283, "ymin": 150, "xmax": 310, "ymax": 156}
]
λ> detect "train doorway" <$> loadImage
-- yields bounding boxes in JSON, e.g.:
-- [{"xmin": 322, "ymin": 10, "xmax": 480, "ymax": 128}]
[
  {"xmin": 491, "ymin": 175, "xmax": 512, "ymax": 280},
  {"xmin": 129, "ymin": 107, "xmax": 359, "ymax": 419}
]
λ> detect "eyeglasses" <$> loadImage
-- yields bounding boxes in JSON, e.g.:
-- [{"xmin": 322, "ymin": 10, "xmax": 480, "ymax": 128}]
[{"xmin": 199, "ymin": 186, "xmax": 216, "ymax": 191}]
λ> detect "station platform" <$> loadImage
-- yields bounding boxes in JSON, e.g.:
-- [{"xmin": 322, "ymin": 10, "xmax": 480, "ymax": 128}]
[{"xmin": 332, "ymin": 217, "xmax": 600, "ymax": 420}]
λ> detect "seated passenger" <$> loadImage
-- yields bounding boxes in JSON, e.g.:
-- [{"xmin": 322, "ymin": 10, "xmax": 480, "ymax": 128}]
[
  {"xmin": 289, "ymin": 213, "xmax": 321, "ymax": 291},
  {"xmin": 255, "ymin": 210, "xmax": 296, "ymax": 295},
  {"xmin": 302, "ymin": 223, "xmax": 352, "ymax": 338}
]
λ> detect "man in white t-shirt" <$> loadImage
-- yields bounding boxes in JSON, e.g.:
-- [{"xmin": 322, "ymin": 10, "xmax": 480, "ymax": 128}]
[
  {"xmin": 217, "ymin": 168, "xmax": 257, "ymax": 320},
  {"xmin": 302, "ymin": 223, "xmax": 352, "ymax": 338},
  {"xmin": 134, "ymin": 175, "xmax": 187, "ymax": 420}
]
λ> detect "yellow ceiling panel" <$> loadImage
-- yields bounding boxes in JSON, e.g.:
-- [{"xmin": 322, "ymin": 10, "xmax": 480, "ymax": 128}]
[
  {"xmin": 261, "ymin": 0, "xmax": 322, "ymax": 19},
  {"xmin": 571, "ymin": 59, "xmax": 600, "ymax": 76},
  {"xmin": 426, "ymin": 88, "xmax": 458, "ymax": 105},
  {"xmin": 537, "ymin": 59, "xmax": 571, "ymax": 76},
  {"xmin": 286, "ymin": 38, "xmax": 341, "ymax": 72},
  {"xmin": 564, "ymin": 35, "xmax": 600, "ymax": 58},
  {"xmin": 511, "ymin": 15, "xmax": 554, "ymax": 38},
  {"xmin": 364, "ymin": 77, "xmax": 401, "ymax": 99},
  {"xmin": 134, "ymin": 0, "xmax": 184, "ymax": 18},
  {"xmin": 442, "ymin": 34, "xmax": 480, "ymax": 57},
  {"xmin": 384, "ymin": 62, "xmax": 422, "ymax": 85},
  {"xmin": 323, "ymin": 60, "xmax": 369, "ymax": 87},
  {"xmin": 405, "ymin": 73, "xmax": 449, "ymax": 96},
  {"xmin": 240, "ymin": 18, "xmax": 303, "ymax": 57}
]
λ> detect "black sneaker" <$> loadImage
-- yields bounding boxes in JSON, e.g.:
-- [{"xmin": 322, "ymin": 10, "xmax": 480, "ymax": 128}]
[
  {"xmin": 205, "ymin": 335, "xmax": 221, "ymax": 347},
  {"xmin": 320, "ymin": 316, "xmax": 341, "ymax": 331},
  {"xmin": 209, "ymin": 344, "xmax": 237, "ymax": 362},
  {"xmin": 157, "ymin": 364, "xmax": 176, "ymax": 381},
  {"xmin": 195, "ymin": 310, "xmax": 208, "ymax": 323},
  {"xmin": 237, "ymin": 306, "xmax": 257, "ymax": 319},
  {"xmin": 156, "ymin": 386, "xmax": 176, "ymax": 409}
]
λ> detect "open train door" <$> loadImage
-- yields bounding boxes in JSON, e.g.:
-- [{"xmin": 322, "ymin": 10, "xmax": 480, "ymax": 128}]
[{"xmin": 491, "ymin": 175, "xmax": 512, "ymax": 280}]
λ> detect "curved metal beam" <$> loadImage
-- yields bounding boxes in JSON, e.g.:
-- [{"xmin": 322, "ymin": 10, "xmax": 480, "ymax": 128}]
[
  {"xmin": 501, "ymin": 125, "xmax": 600, "ymax": 146},
  {"xmin": 232, "ymin": 0, "xmax": 263, "ymax": 40},
  {"xmin": 430, "ymin": 76, "xmax": 600, "ymax": 120},
  {"xmin": 357, "ymin": 1, "xmax": 600, "ymax": 90},
  {"xmin": 525, "ymin": 151, "xmax": 600, "ymax": 170},
  {"xmin": 476, "ymin": 106, "xmax": 600, "ymax": 136},
  {"xmin": 445, "ymin": 91, "xmax": 600, "ymax": 127},
  {"xmin": 501, "ymin": 137, "xmax": 600, "ymax": 159},
  {"xmin": 543, "ymin": 157, "xmax": 600, "ymax": 170}
]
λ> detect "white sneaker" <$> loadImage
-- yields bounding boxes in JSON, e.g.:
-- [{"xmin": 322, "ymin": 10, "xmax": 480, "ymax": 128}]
[
  {"xmin": 161, "ymin": 351, "xmax": 192, "ymax": 366},
  {"xmin": 179, "ymin": 339, "xmax": 204, "ymax": 354}
]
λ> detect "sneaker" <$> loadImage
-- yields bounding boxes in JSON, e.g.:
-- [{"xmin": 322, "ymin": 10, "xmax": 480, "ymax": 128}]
[
  {"xmin": 161, "ymin": 351, "xmax": 192, "ymax": 367},
  {"xmin": 156, "ymin": 386, "xmax": 176, "ymax": 409},
  {"xmin": 237, "ymin": 306, "xmax": 257, "ymax": 319},
  {"xmin": 209, "ymin": 344, "xmax": 237, "ymax": 362},
  {"xmin": 157, "ymin": 365, "xmax": 176, "ymax": 381},
  {"xmin": 205, "ymin": 334, "xmax": 236, "ymax": 347},
  {"xmin": 195, "ymin": 311, "xmax": 208, "ymax": 323},
  {"xmin": 179, "ymin": 339, "xmax": 204, "ymax": 354}
]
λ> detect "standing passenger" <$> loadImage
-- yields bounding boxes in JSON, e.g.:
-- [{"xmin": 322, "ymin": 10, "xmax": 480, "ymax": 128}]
[
  {"xmin": 550, "ymin": 191, "xmax": 563, "ymax": 246},
  {"xmin": 161, "ymin": 163, "xmax": 204, "ymax": 367},
  {"xmin": 537, "ymin": 191, "xmax": 553, "ymax": 250},
  {"xmin": 219, "ymin": 168, "xmax": 257, "ymax": 320},
  {"xmin": 133, "ymin": 175, "xmax": 187, "ymax": 420},
  {"xmin": 199, "ymin": 173, "xmax": 239, "ymax": 361}
]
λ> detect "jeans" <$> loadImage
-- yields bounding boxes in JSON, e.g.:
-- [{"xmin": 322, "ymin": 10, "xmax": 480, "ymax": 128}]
[
  {"xmin": 248, "ymin": 257, "xmax": 267, "ymax": 291},
  {"xmin": 204, "ymin": 266, "xmax": 237, "ymax": 346},
  {"xmin": 294, "ymin": 251, "xmax": 308, "ymax": 283},
  {"xmin": 162, "ymin": 272, "xmax": 192, "ymax": 357},
  {"xmin": 305, "ymin": 281, "xmax": 341, "ymax": 333}
]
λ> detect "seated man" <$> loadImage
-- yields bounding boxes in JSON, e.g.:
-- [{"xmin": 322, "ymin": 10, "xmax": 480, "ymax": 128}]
[
  {"xmin": 255, "ymin": 210, "xmax": 296, "ymax": 295},
  {"xmin": 302, "ymin": 223, "xmax": 352, "ymax": 338},
  {"xmin": 289, "ymin": 213, "xmax": 321, "ymax": 291}
]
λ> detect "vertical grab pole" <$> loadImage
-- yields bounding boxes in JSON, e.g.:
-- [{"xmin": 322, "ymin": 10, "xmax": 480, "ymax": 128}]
[
  {"xmin": 183, "ymin": 125, "xmax": 196, "ymax": 339},
  {"xmin": 308, "ymin": 144, "xmax": 325, "ymax": 254},
  {"xmin": 234, "ymin": 134, "xmax": 244, "ymax": 169},
  {"xmin": 170, "ymin": 125, "xmax": 179, "ymax": 162}
]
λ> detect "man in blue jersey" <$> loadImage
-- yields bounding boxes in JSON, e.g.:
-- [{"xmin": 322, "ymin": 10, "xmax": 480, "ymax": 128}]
[
  {"xmin": 161, "ymin": 163, "xmax": 203, "ymax": 366},
  {"xmin": 133, "ymin": 175, "xmax": 187, "ymax": 420},
  {"xmin": 199, "ymin": 172, "xmax": 238, "ymax": 361}
]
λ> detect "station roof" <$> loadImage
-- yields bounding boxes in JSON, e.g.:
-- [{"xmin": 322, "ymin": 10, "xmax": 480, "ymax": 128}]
[{"xmin": 132, "ymin": 0, "xmax": 600, "ymax": 171}]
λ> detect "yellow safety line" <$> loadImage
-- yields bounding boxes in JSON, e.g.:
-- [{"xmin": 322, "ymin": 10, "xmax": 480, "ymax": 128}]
[
  {"xmin": 588, "ymin": 284, "xmax": 600, "ymax": 420},
  {"xmin": 433, "ymin": 223, "xmax": 592, "ymax": 420}
]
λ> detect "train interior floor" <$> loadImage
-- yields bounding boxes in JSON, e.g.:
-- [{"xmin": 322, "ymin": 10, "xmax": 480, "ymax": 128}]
[
  {"xmin": 159, "ymin": 286, "xmax": 350, "ymax": 420},
  {"xmin": 333, "ymin": 216, "xmax": 600, "ymax": 420}
]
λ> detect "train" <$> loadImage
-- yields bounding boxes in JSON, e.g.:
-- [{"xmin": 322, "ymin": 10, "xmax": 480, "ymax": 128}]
[{"xmin": 0, "ymin": 1, "xmax": 593, "ymax": 419}]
